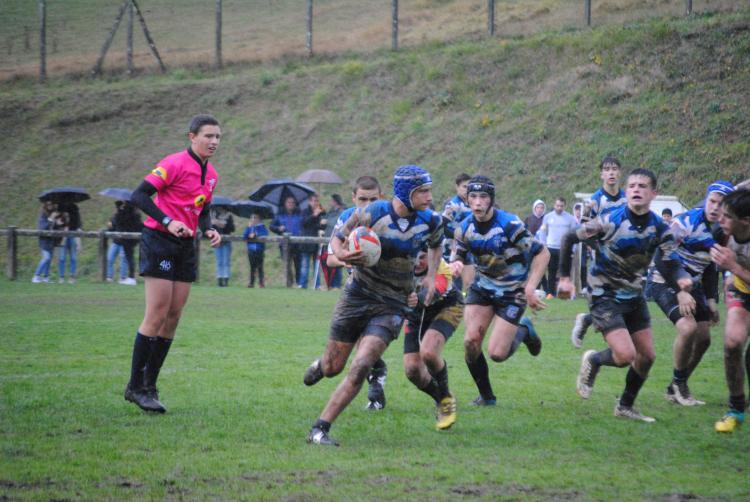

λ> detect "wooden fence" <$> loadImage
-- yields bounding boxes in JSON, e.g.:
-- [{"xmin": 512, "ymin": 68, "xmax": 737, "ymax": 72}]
[{"xmin": 3, "ymin": 227, "xmax": 328, "ymax": 288}]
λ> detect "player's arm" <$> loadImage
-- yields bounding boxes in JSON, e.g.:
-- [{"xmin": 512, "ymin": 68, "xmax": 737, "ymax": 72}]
[
  {"xmin": 421, "ymin": 244, "xmax": 442, "ymax": 306},
  {"xmin": 711, "ymin": 243, "xmax": 750, "ymax": 285},
  {"xmin": 557, "ymin": 229, "xmax": 581, "ymax": 298},
  {"xmin": 130, "ymin": 180, "xmax": 192, "ymax": 238},
  {"xmin": 526, "ymin": 244, "xmax": 550, "ymax": 311},
  {"xmin": 331, "ymin": 209, "xmax": 366, "ymax": 265},
  {"xmin": 200, "ymin": 205, "xmax": 221, "ymax": 247},
  {"xmin": 702, "ymin": 261, "xmax": 720, "ymax": 324},
  {"xmin": 655, "ymin": 230, "xmax": 696, "ymax": 316}
]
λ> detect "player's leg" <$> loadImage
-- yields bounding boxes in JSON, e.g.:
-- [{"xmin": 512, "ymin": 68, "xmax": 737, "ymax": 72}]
[
  {"xmin": 715, "ymin": 306, "xmax": 750, "ymax": 432},
  {"xmin": 464, "ymin": 304, "xmax": 495, "ymax": 405},
  {"xmin": 667, "ymin": 316, "xmax": 701, "ymax": 405},
  {"xmin": 304, "ymin": 339, "xmax": 354, "ymax": 386},
  {"xmin": 614, "ymin": 327, "xmax": 656, "ymax": 422}
]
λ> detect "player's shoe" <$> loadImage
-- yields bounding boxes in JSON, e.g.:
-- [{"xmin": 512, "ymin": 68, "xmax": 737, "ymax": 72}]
[
  {"xmin": 665, "ymin": 381, "xmax": 705, "ymax": 406},
  {"xmin": 519, "ymin": 316, "xmax": 542, "ymax": 356},
  {"xmin": 303, "ymin": 358, "xmax": 324, "ymax": 386},
  {"xmin": 306, "ymin": 426, "xmax": 340, "ymax": 446},
  {"xmin": 715, "ymin": 411, "xmax": 744, "ymax": 433},
  {"xmin": 576, "ymin": 350, "xmax": 598, "ymax": 399},
  {"xmin": 436, "ymin": 393, "xmax": 457, "ymax": 430},
  {"xmin": 124, "ymin": 384, "xmax": 166, "ymax": 413},
  {"xmin": 614, "ymin": 403, "xmax": 656, "ymax": 423},
  {"xmin": 365, "ymin": 362, "xmax": 387, "ymax": 410},
  {"xmin": 469, "ymin": 396, "xmax": 496, "ymax": 406},
  {"xmin": 571, "ymin": 313, "xmax": 592, "ymax": 349}
]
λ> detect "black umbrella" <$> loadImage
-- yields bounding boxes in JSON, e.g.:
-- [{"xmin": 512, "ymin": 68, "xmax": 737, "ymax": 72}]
[
  {"xmin": 38, "ymin": 186, "xmax": 90, "ymax": 203},
  {"xmin": 210, "ymin": 195, "xmax": 235, "ymax": 207},
  {"xmin": 249, "ymin": 178, "xmax": 315, "ymax": 210},
  {"xmin": 98, "ymin": 188, "xmax": 133, "ymax": 201},
  {"xmin": 230, "ymin": 201, "xmax": 275, "ymax": 219}
]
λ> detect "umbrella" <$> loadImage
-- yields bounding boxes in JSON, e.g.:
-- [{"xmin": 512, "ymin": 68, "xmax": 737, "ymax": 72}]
[
  {"xmin": 249, "ymin": 178, "xmax": 315, "ymax": 210},
  {"xmin": 38, "ymin": 186, "xmax": 90, "ymax": 203},
  {"xmin": 210, "ymin": 195, "xmax": 235, "ymax": 207},
  {"xmin": 296, "ymin": 169, "xmax": 344, "ymax": 185},
  {"xmin": 98, "ymin": 187, "xmax": 133, "ymax": 201},
  {"xmin": 230, "ymin": 200, "xmax": 275, "ymax": 219}
]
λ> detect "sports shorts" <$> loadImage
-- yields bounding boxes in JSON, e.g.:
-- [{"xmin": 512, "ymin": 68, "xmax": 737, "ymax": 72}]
[
  {"xmin": 329, "ymin": 285, "xmax": 404, "ymax": 345},
  {"xmin": 589, "ymin": 295, "xmax": 650, "ymax": 336},
  {"xmin": 403, "ymin": 296, "xmax": 463, "ymax": 354},
  {"xmin": 139, "ymin": 227, "xmax": 197, "ymax": 282},
  {"xmin": 652, "ymin": 282, "xmax": 711, "ymax": 324},
  {"xmin": 465, "ymin": 283, "xmax": 525, "ymax": 325},
  {"xmin": 726, "ymin": 284, "xmax": 750, "ymax": 312}
]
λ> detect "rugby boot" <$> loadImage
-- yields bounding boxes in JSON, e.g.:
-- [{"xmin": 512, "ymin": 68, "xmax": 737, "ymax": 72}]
[
  {"xmin": 665, "ymin": 381, "xmax": 705, "ymax": 406},
  {"xmin": 576, "ymin": 350, "xmax": 598, "ymax": 399},
  {"xmin": 715, "ymin": 411, "xmax": 744, "ymax": 433},
  {"xmin": 306, "ymin": 426, "xmax": 340, "ymax": 446},
  {"xmin": 436, "ymin": 393, "xmax": 457, "ymax": 430},
  {"xmin": 124, "ymin": 384, "xmax": 166, "ymax": 413},
  {"xmin": 365, "ymin": 362, "xmax": 387, "ymax": 410},
  {"xmin": 469, "ymin": 396, "xmax": 496, "ymax": 406},
  {"xmin": 520, "ymin": 316, "xmax": 542, "ymax": 356},
  {"xmin": 571, "ymin": 313, "xmax": 592, "ymax": 349},
  {"xmin": 614, "ymin": 403, "xmax": 656, "ymax": 423},
  {"xmin": 303, "ymin": 358, "xmax": 324, "ymax": 386}
]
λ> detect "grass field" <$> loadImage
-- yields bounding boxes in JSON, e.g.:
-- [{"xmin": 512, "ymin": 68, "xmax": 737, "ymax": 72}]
[{"xmin": 1, "ymin": 281, "xmax": 747, "ymax": 500}]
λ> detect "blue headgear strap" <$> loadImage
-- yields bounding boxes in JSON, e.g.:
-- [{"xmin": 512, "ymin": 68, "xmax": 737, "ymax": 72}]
[
  {"xmin": 393, "ymin": 165, "xmax": 432, "ymax": 211},
  {"xmin": 706, "ymin": 180, "xmax": 734, "ymax": 199}
]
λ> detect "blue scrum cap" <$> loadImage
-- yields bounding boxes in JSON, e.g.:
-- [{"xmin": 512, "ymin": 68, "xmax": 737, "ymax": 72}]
[{"xmin": 393, "ymin": 165, "xmax": 432, "ymax": 211}]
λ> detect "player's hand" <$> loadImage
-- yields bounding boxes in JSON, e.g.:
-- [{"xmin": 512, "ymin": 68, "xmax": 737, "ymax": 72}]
[
  {"xmin": 167, "ymin": 220, "xmax": 193, "ymax": 239},
  {"xmin": 676, "ymin": 290, "xmax": 696, "ymax": 318},
  {"xmin": 448, "ymin": 260, "xmax": 464, "ymax": 276},
  {"xmin": 710, "ymin": 244, "xmax": 736, "ymax": 270},
  {"xmin": 676, "ymin": 277, "xmax": 693, "ymax": 293},
  {"xmin": 407, "ymin": 292, "xmax": 418, "ymax": 308},
  {"xmin": 556, "ymin": 277, "xmax": 574, "ymax": 300},
  {"xmin": 525, "ymin": 284, "xmax": 547, "ymax": 312},
  {"xmin": 335, "ymin": 247, "xmax": 366, "ymax": 266},
  {"xmin": 708, "ymin": 299, "xmax": 720, "ymax": 325},
  {"xmin": 421, "ymin": 275, "xmax": 436, "ymax": 306},
  {"xmin": 206, "ymin": 229, "xmax": 222, "ymax": 247}
]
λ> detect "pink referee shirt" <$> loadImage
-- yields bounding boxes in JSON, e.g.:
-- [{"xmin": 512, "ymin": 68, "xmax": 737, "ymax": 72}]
[{"xmin": 142, "ymin": 149, "xmax": 219, "ymax": 234}]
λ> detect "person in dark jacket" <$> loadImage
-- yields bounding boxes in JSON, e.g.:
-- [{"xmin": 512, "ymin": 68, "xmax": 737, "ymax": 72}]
[
  {"xmin": 300, "ymin": 193, "xmax": 328, "ymax": 289},
  {"xmin": 32, "ymin": 201, "xmax": 65, "ymax": 283},
  {"xmin": 107, "ymin": 201, "xmax": 143, "ymax": 285},
  {"xmin": 211, "ymin": 206, "xmax": 235, "ymax": 287},
  {"xmin": 270, "ymin": 196, "xmax": 303, "ymax": 287},
  {"xmin": 243, "ymin": 213, "xmax": 269, "ymax": 287}
]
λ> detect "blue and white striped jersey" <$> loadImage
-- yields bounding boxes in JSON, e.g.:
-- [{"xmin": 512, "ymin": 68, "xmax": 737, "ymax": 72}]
[
  {"xmin": 454, "ymin": 208, "xmax": 543, "ymax": 301},
  {"xmin": 588, "ymin": 188, "xmax": 626, "ymax": 219},
  {"xmin": 579, "ymin": 205, "xmax": 680, "ymax": 300},
  {"xmin": 335, "ymin": 200, "xmax": 444, "ymax": 305},
  {"xmin": 651, "ymin": 207, "xmax": 716, "ymax": 284}
]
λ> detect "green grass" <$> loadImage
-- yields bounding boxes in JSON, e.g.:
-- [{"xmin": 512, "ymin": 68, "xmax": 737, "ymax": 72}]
[{"xmin": 1, "ymin": 282, "xmax": 747, "ymax": 500}]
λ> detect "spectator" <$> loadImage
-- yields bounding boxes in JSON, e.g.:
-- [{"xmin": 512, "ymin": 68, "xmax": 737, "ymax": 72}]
[
  {"xmin": 539, "ymin": 197, "xmax": 578, "ymax": 297},
  {"xmin": 211, "ymin": 206, "xmax": 235, "ymax": 287},
  {"xmin": 32, "ymin": 201, "xmax": 65, "ymax": 283},
  {"xmin": 270, "ymin": 196, "xmax": 303, "ymax": 287},
  {"xmin": 243, "ymin": 213, "xmax": 268, "ymax": 288},
  {"xmin": 321, "ymin": 194, "xmax": 345, "ymax": 289},
  {"xmin": 56, "ymin": 202, "xmax": 81, "ymax": 284},
  {"xmin": 573, "ymin": 202, "xmax": 583, "ymax": 224},
  {"xmin": 301, "ymin": 193, "xmax": 328, "ymax": 289},
  {"xmin": 661, "ymin": 207, "xmax": 673, "ymax": 224},
  {"xmin": 524, "ymin": 199, "xmax": 546, "ymax": 237},
  {"xmin": 107, "ymin": 200, "xmax": 142, "ymax": 285}
]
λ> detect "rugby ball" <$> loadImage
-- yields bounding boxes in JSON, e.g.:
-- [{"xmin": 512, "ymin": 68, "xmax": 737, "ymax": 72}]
[{"xmin": 348, "ymin": 226, "xmax": 381, "ymax": 267}]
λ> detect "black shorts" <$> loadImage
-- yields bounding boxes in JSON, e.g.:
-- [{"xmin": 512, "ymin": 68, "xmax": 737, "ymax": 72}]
[
  {"xmin": 403, "ymin": 297, "xmax": 463, "ymax": 354},
  {"xmin": 652, "ymin": 282, "xmax": 711, "ymax": 324},
  {"xmin": 139, "ymin": 227, "xmax": 197, "ymax": 282},
  {"xmin": 589, "ymin": 295, "xmax": 651, "ymax": 336},
  {"xmin": 465, "ymin": 284, "xmax": 525, "ymax": 325},
  {"xmin": 329, "ymin": 286, "xmax": 404, "ymax": 345}
]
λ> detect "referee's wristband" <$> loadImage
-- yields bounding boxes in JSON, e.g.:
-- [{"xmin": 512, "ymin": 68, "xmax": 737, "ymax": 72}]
[{"xmin": 161, "ymin": 216, "xmax": 172, "ymax": 227}]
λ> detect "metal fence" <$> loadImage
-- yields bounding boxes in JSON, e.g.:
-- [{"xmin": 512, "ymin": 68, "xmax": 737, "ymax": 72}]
[
  {"xmin": 3, "ymin": 227, "xmax": 329, "ymax": 287},
  {"xmin": 2, "ymin": 0, "xmax": 740, "ymax": 82}
]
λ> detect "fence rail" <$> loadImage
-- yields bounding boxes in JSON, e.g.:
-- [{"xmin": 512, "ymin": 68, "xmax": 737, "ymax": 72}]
[{"xmin": 3, "ymin": 227, "xmax": 328, "ymax": 287}]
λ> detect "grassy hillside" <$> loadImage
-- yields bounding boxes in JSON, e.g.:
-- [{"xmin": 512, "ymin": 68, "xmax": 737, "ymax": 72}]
[{"xmin": 1, "ymin": 8, "xmax": 749, "ymax": 277}]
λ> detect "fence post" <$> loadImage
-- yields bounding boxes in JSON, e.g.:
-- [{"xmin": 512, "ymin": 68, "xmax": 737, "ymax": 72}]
[
  {"xmin": 98, "ymin": 231, "xmax": 108, "ymax": 282},
  {"xmin": 7, "ymin": 226, "xmax": 18, "ymax": 281},
  {"xmin": 306, "ymin": 0, "xmax": 313, "ymax": 57},
  {"xmin": 391, "ymin": 0, "xmax": 398, "ymax": 51},
  {"xmin": 126, "ymin": 0, "xmax": 134, "ymax": 74},
  {"xmin": 38, "ymin": 0, "xmax": 46, "ymax": 83},
  {"xmin": 487, "ymin": 0, "xmax": 495, "ymax": 36},
  {"xmin": 215, "ymin": 0, "xmax": 223, "ymax": 69},
  {"xmin": 685, "ymin": 0, "xmax": 692, "ymax": 15},
  {"xmin": 282, "ymin": 233, "xmax": 292, "ymax": 287},
  {"xmin": 585, "ymin": 0, "xmax": 592, "ymax": 26}
]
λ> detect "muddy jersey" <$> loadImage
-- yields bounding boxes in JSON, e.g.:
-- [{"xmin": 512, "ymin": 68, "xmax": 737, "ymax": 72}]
[
  {"xmin": 579, "ymin": 205, "xmax": 680, "ymax": 300},
  {"xmin": 454, "ymin": 208, "xmax": 543, "ymax": 301},
  {"xmin": 728, "ymin": 235, "xmax": 750, "ymax": 294},
  {"xmin": 586, "ymin": 188, "xmax": 626, "ymax": 220},
  {"xmin": 651, "ymin": 207, "xmax": 716, "ymax": 284},
  {"xmin": 143, "ymin": 149, "xmax": 218, "ymax": 234},
  {"xmin": 335, "ymin": 200, "xmax": 444, "ymax": 305}
]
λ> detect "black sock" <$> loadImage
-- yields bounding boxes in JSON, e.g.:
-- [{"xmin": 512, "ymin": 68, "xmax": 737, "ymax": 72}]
[
  {"xmin": 371, "ymin": 358, "xmax": 387, "ymax": 378},
  {"xmin": 584, "ymin": 313, "xmax": 592, "ymax": 324},
  {"xmin": 129, "ymin": 332, "xmax": 152, "ymax": 389},
  {"xmin": 507, "ymin": 325, "xmax": 528, "ymax": 358},
  {"xmin": 619, "ymin": 367, "xmax": 646, "ymax": 407},
  {"xmin": 729, "ymin": 394, "xmax": 746, "ymax": 414},
  {"xmin": 466, "ymin": 352, "xmax": 495, "ymax": 401},
  {"xmin": 591, "ymin": 348, "xmax": 617, "ymax": 367},
  {"xmin": 144, "ymin": 337, "xmax": 173, "ymax": 388},
  {"xmin": 418, "ymin": 378, "xmax": 443, "ymax": 403},
  {"xmin": 313, "ymin": 418, "xmax": 331, "ymax": 432},
  {"xmin": 432, "ymin": 360, "xmax": 450, "ymax": 400},
  {"xmin": 672, "ymin": 368, "xmax": 689, "ymax": 384}
]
